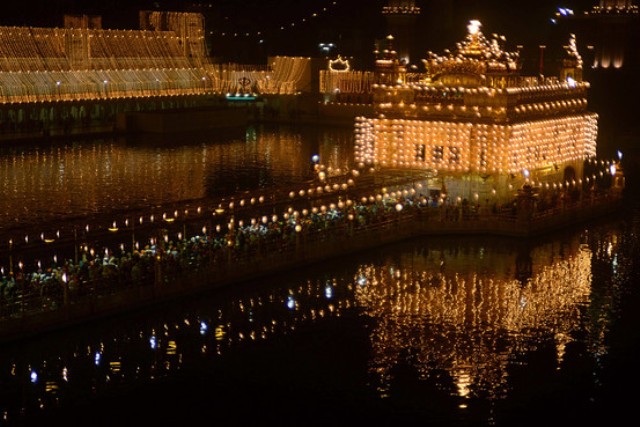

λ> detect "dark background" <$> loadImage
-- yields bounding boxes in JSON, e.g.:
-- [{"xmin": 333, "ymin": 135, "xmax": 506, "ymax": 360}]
[
  {"xmin": 2, "ymin": 0, "xmax": 637, "ymax": 152},
  {"xmin": 0, "ymin": 0, "xmax": 590, "ymax": 65}
]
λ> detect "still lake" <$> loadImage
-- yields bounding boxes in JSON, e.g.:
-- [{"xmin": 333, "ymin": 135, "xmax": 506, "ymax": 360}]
[{"xmin": 0, "ymin": 124, "xmax": 638, "ymax": 426}]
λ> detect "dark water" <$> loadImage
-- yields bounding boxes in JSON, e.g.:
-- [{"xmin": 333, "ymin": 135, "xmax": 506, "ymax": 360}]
[
  {"xmin": 0, "ymin": 125, "xmax": 355, "ymax": 231},
  {"xmin": 0, "ymin": 125, "xmax": 639, "ymax": 427}
]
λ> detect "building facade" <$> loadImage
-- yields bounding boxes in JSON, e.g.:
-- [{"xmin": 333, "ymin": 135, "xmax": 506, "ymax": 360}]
[
  {"xmin": 0, "ymin": 11, "xmax": 211, "ymax": 135},
  {"xmin": 355, "ymin": 21, "xmax": 598, "ymax": 204}
]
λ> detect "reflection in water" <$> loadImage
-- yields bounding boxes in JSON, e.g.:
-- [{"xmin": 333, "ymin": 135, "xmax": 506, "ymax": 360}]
[
  {"xmin": 355, "ymin": 239, "xmax": 593, "ymax": 401},
  {"xmin": 0, "ymin": 222, "xmax": 631, "ymax": 425},
  {"xmin": 0, "ymin": 125, "xmax": 355, "ymax": 229}
]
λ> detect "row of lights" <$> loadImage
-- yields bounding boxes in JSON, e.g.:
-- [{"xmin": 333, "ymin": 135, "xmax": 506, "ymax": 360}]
[
  {"xmin": 354, "ymin": 115, "xmax": 598, "ymax": 175},
  {"xmin": 1, "ymin": 161, "xmax": 361, "ymax": 251},
  {"xmin": 2, "ymin": 154, "xmax": 621, "ymax": 264}
]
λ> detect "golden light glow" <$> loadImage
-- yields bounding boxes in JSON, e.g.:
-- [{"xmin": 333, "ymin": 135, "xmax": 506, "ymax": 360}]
[
  {"xmin": 0, "ymin": 15, "xmax": 312, "ymax": 104},
  {"xmin": 328, "ymin": 55, "xmax": 351, "ymax": 72},
  {"xmin": 355, "ymin": 239, "xmax": 594, "ymax": 399},
  {"xmin": 355, "ymin": 114, "xmax": 597, "ymax": 174},
  {"xmin": 467, "ymin": 20, "xmax": 481, "ymax": 36},
  {"xmin": 6, "ymin": 224, "xmax": 627, "ymax": 423},
  {"xmin": 352, "ymin": 20, "xmax": 597, "ymax": 201}
]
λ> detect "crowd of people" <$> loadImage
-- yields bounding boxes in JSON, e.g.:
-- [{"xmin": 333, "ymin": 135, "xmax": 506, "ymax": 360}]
[
  {"xmin": 0, "ymin": 179, "xmax": 621, "ymax": 319},
  {"xmin": 0, "ymin": 192, "xmax": 426, "ymax": 316}
]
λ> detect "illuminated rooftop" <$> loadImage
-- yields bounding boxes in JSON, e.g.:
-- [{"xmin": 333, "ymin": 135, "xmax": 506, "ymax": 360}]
[{"xmin": 423, "ymin": 20, "xmax": 521, "ymax": 80}]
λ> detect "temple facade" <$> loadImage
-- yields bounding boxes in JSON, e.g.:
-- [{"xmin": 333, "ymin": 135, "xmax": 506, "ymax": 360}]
[{"xmin": 355, "ymin": 21, "xmax": 598, "ymax": 204}]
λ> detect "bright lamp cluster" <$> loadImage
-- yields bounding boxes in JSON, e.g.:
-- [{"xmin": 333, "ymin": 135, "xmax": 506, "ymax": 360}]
[
  {"xmin": 355, "ymin": 114, "xmax": 597, "ymax": 175},
  {"xmin": 355, "ymin": 18, "xmax": 600, "ymax": 189}
]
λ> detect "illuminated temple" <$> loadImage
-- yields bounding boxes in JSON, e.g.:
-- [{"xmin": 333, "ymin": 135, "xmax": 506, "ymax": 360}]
[{"xmin": 355, "ymin": 21, "xmax": 598, "ymax": 202}]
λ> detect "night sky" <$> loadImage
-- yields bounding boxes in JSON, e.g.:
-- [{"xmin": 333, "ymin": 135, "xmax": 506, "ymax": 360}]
[{"xmin": 1, "ymin": 0, "xmax": 594, "ymax": 62}]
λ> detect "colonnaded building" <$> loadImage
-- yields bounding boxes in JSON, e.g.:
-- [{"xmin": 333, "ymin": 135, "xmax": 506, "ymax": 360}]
[
  {"xmin": 0, "ymin": 11, "xmax": 315, "ymax": 135},
  {"xmin": 0, "ymin": 11, "xmax": 211, "ymax": 134},
  {"xmin": 354, "ymin": 21, "xmax": 598, "ymax": 204}
]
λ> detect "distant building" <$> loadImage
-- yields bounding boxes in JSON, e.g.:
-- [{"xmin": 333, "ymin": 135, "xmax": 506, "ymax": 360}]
[
  {"xmin": 374, "ymin": 35, "xmax": 408, "ymax": 86},
  {"xmin": 0, "ymin": 11, "xmax": 313, "ymax": 135},
  {"xmin": 553, "ymin": 0, "xmax": 640, "ymax": 137},
  {"xmin": 0, "ymin": 11, "xmax": 211, "ymax": 134},
  {"xmin": 557, "ymin": 0, "xmax": 640, "ymax": 71},
  {"xmin": 382, "ymin": 0, "xmax": 421, "ymax": 66}
]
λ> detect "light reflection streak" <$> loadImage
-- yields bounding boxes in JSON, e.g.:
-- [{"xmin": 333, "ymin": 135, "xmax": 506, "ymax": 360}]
[
  {"xmin": 353, "ymin": 239, "xmax": 597, "ymax": 399},
  {"xmin": 0, "ymin": 129, "xmax": 354, "ymax": 229},
  {"xmin": 0, "ymin": 227, "xmax": 630, "ymax": 423}
]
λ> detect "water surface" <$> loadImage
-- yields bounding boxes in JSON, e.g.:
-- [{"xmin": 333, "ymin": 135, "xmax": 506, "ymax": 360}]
[{"xmin": 0, "ymin": 124, "xmax": 638, "ymax": 427}]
